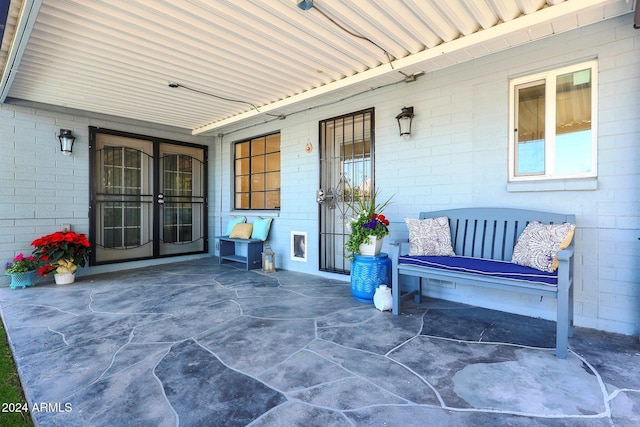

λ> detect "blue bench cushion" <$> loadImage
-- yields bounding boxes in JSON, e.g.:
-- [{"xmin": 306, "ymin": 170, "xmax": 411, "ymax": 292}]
[{"xmin": 398, "ymin": 255, "xmax": 558, "ymax": 286}]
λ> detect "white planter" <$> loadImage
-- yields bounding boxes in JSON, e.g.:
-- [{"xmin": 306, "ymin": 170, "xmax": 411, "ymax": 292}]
[
  {"xmin": 54, "ymin": 273, "xmax": 75, "ymax": 285},
  {"xmin": 358, "ymin": 235, "xmax": 383, "ymax": 256}
]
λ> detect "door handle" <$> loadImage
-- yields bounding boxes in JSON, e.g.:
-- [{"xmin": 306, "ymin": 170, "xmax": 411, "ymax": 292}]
[
  {"xmin": 316, "ymin": 188, "xmax": 335, "ymax": 208},
  {"xmin": 157, "ymin": 193, "xmax": 165, "ymax": 204}
]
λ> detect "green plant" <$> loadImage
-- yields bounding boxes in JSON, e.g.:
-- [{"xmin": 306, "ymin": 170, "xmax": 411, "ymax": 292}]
[
  {"xmin": 31, "ymin": 231, "xmax": 90, "ymax": 276},
  {"xmin": 344, "ymin": 188, "xmax": 393, "ymax": 260},
  {"xmin": 0, "ymin": 319, "xmax": 33, "ymax": 427},
  {"xmin": 4, "ymin": 254, "xmax": 39, "ymax": 274}
]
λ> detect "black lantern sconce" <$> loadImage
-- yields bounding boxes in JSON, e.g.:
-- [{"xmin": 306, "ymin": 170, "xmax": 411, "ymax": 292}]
[
  {"xmin": 58, "ymin": 129, "xmax": 76, "ymax": 155},
  {"xmin": 395, "ymin": 106, "xmax": 414, "ymax": 139}
]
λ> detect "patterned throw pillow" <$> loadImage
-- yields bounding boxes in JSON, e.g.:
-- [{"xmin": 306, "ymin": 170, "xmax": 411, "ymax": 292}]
[
  {"xmin": 512, "ymin": 221, "xmax": 575, "ymax": 272},
  {"xmin": 405, "ymin": 217, "xmax": 455, "ymax": 256}
]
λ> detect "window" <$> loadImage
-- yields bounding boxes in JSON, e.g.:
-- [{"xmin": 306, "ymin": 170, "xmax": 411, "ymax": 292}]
[
  {"xmin": 234, "ymin": 132, "xmax": 281, "ymax": 210},
  {"xmin": 509, "ymin": 61, "xmax": 597, "ymax": 181},
  {"xmin": 162, "ymin": 154, "xmax": 193, "ymax": 243}
]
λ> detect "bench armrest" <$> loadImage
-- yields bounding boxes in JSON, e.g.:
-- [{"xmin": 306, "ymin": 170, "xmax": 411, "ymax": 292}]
[
  {"xmin": 557, "ymin": 246, "xmax": 574, "ymax": 261},
  {"xmin": 388, "ymin": 238, "xmax": 409, "ymax": 246}
]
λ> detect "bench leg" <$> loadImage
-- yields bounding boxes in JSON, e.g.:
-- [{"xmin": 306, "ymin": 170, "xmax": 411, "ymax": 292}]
[
  {"xmin": 392, "ymin": 266, "xmax": 400, "ymax": 315},
  {"xmin": 556, "ymin": 284, "xmax": 571, "ymax": 359},
  {"xmin": 246, "ymin": 242, "xmax": 263, "ymax": 270},
  {"xmin": 413, "ymin": 278, "xmax": 422, "ymax": 304}
]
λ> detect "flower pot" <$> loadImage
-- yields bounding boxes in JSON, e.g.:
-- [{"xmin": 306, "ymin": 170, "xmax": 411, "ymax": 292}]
[
  {"xmin": 9, "ymin": 271, "xmax": 36, "ymax": 289},
  {"xmin": 350, "ymin": 253, "xmax": 391, "ymax": 303},
  {"xmin": 373, "ymin": 285, "xmax": 393, "ymax": 311},
  {"xmin": 54, "ymin": 273, "xmax": 75, "ymax": 285},
  {"xmin": 358, "ymin": 235, "xmax": 383, "ymax": 256}
]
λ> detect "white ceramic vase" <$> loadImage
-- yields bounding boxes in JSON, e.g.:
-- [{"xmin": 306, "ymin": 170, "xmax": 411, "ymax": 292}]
[
  {"xmin": 373, "ymin": 285, "xmax": 393, "ymax": 311},
  {"xmin": 358, "ymin": 235, "xmax": 383, "ymax": 256},
  {"xmin": 54, "ymin": 273, "xmax": 75, "ymax": 285}
]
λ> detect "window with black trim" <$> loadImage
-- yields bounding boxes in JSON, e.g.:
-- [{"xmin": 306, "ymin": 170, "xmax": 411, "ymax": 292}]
[
  {"xmin": 509, "ymin": 60, "xmax": 597, "ymax": 181},
  {"xmin": 234, "ymin": 132, "xmax": 281, "ymax": 210}
]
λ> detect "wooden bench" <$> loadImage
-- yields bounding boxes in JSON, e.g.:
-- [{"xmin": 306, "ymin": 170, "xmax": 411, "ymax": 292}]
[
  {"xmin": 216, "ymin": 236, "xmax": 263, "ymax": 270},
  {"xmin": 389, "ymin": 208, "xmax": 575, "ymax": 358}
]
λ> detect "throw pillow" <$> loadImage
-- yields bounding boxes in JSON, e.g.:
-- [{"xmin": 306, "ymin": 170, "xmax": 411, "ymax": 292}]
[
  {"xmin": 405, "ymin": 216, "xmax": 455, "ymax": 256},
  {"xmin": 226, "ymin": 216, "xmax": 246, "ymax": 235},
  {"xmin": 229, "ymin": 223, "xmax": 253, "ymax": 239},
  {"xmin": 512, "ymin": 221, "xmax": 576, "ymax": 272},
  {"xmin": 251, "ymin": 217, "xmax": 273, "ymax": 241}
]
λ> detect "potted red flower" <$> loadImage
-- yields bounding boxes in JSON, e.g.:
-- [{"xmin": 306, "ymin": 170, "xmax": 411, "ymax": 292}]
[
  {"xmin": 31, "ymin": 231, "xmax": 90, "ymax": 284},
  {"xmin": 344, "ymin": 188, "xmax": 393, "ymax": 260}
]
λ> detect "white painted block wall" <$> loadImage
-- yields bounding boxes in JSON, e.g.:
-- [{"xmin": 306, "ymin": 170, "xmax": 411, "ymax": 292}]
[
  {"xmin": 0, "ymin": 105, "xmax": 210, "ymax": 280},
  {"xmin": 212, "ymin": 14, "xmax": 640, "ymax": 336},
  {"xmin": 0, "ymin": 15, "xmax": 637, "ymax": 336}
]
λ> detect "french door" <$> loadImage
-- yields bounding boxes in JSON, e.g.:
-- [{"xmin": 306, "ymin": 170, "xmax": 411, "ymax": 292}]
[
  {"xmin": 318, "ymin": 108, "xmax": 375, "ymax": 274},
  {"xmin": 89, "ymin": 128, "xmax": 207, "ymax": 265}
]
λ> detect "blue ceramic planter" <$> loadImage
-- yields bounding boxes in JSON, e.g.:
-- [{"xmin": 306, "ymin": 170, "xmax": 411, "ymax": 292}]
[
  {"xmin": 350, "ymin": 253, "xmax": 391, "ymax": 303},
  {"xmin": 9, "ymin": 270, "xmax": 36, "ymax": 289}
]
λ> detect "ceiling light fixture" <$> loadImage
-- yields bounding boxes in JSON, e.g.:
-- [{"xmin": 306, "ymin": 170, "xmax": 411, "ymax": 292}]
[{"xmin": 297, "ymin": 0, "xmax": 314, "ymax": 10}]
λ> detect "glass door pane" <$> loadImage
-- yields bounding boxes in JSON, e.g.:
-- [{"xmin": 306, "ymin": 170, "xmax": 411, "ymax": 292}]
[
  {"xmin": 159, "ymin": 143, "xmax": 206, "ymax": 255},
  {"xmin": 94, "ymin": 135, "xmax": 154, "ymax": 263}
]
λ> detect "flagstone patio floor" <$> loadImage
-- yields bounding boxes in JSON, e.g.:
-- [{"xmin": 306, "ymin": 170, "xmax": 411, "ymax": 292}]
[{"xmin": 0, "ymin": 258, "xmax": 639, "ymax": 426}]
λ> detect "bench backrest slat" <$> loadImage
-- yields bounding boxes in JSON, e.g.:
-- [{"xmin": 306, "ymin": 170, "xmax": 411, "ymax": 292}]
[{"xmin": 419, "ymin": 208, "xmax": 576, "ymax": 261}]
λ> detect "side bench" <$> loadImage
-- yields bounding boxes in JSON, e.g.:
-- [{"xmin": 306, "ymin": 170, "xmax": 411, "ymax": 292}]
[
  {"xmin": 389, "ymin": 207, "xmax": 576, "ymax": 358},
  {"xmin": 216, "ymin": 236, "xmax": 263, "ymax": 270}
]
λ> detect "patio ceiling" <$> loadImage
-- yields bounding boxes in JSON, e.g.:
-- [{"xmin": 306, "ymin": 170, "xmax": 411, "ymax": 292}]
[{"xmin": 0, "ymin": 0, "xmax": 635, "ymax": 136}]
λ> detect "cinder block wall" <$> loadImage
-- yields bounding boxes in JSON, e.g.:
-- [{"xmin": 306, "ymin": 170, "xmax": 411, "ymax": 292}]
[
  {"xmin": 212, "ymin": 14, "xmax": 640, "ymax": 335},
  {"xmin": 0, "ymin": 105, "xmax": 211, "ymax": 281}
]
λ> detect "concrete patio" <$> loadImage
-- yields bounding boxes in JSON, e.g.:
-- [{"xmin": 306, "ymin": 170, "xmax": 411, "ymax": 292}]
[{"xmin": 0, "ymin": 258, "xmax": 638, "ymax": 426}]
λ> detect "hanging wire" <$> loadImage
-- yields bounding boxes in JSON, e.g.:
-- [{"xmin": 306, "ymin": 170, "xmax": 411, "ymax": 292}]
[
  {"xmin": 169, "ymin": 82, "xmax": 285, "ymax": 119},
  {"xmin": 311, "ymin": 4, "xmax": 395, "ymax": 68},
  {"xmin": 217, "ymin": 76, "xmax": 408, "ymax": 136}
]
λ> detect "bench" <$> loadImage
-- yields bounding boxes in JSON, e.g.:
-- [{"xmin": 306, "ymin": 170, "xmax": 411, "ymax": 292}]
[
  {"xmin": 389, "ymin": 208, "xmax": 575, "ymax": 358},
  {"xmin": 216, "ymin": 236, "xmax": 263, "ymax": 270}
]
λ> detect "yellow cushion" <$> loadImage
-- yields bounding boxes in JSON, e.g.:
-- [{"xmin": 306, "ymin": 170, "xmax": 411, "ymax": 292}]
[{"xmin": 229, "ymin": 223, "xmax": 253, "ymax": 239}]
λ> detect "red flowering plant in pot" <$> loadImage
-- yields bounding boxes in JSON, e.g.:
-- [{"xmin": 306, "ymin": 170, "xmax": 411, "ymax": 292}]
[
  {"xmin": 344, "ymin": 188, "xmax": 394, "ymax": 260},
  {"xmin": 31, "ymin": 231, "xmax": 91, "ymax": 278}
]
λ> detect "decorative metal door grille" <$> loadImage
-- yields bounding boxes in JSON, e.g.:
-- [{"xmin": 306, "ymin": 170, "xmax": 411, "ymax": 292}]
[
  {"xmin": 90, "ymin": 128, "xmax": 207, "ymax": 264},
  {"xmin": 318, "ymin": 108, "xmax": 375, "ymax": 274}
]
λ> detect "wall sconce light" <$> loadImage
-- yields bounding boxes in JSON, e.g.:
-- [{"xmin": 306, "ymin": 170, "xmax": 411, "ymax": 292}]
[
  {"xmin": 396, "ymin": 107, "xmax": 414, "ymax": 139},
  {"xmin": 58, "ymin": 129, "xmax": 75, "ymax": 155}
]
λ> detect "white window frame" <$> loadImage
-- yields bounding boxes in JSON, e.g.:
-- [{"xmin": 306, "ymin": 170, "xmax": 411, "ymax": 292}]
[{"xmin": 508, "ymin": 60, "xmax": 598, "ymax": 182}]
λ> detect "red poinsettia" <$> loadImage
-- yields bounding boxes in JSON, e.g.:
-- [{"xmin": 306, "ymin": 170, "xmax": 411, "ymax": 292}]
[{"xmin": 31, "ymin": 231, "xmax": 91, "ymax": 276}]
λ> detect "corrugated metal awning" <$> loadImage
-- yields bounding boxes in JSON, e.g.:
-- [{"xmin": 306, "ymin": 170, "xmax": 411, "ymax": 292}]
[{"xmin": 0, "ymin": 0, "xmax": 635, "ymax": 135}]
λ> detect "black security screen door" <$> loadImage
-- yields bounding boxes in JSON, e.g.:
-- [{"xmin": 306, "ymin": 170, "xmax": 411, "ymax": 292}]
[
  {"xmin": 318, "ymin": 108, "xmax": 375, "ymax": 274},
  {"xmin": 89, "ymin": 128, "xmax": 207, "ymax": 265}
]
